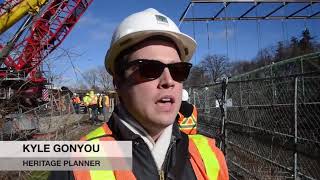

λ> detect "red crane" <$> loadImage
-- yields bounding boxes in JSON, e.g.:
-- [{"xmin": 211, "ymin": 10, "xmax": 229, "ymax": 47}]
[{"xmin": 0, "ymin": 0, "xmax": 93, "ymax": 108}]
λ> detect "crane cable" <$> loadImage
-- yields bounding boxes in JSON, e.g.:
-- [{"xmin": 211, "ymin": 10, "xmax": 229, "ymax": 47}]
[
  {"xmin": 255, "ymin": 1, "xmax": 262, "ymax": 60},
  {"xmin": 191, "ymin": 3, "xmax": 197, "ymax": 64},
  {"xmin": 281, "ymin": 1, "xmax": 289, "ymax": 47},
  {"xmin": 223, "ymin": 2, "xmax": 229, "ymax": 59},
  {"xmin": 304, "ymin": 1, "xmax": 313, "ymax": 31},
  {"xmin": 206, "ymin": 20, "xmax": 210, "ymax": 54},
  {"xmin": 66, "ymin": 50, "xmax": 80, "ymax": 84},
  {"xmin": 233, "ymin": 20, "xmax": 238, "ymax": 61}
]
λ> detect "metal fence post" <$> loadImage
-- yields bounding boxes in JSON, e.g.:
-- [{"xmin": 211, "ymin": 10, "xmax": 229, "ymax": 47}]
[
  {"xmin": 294, "ymin": 77, "xmax": 298, "ymax": 180},
  {"xmin": 205, "ymin": 86, "xmax": 209, "ymax": 113},
  {"xmin": 271, "ymin": 65, "xmax": 276, "ymax": 104},
  {"xmin": 193, "ymin": 88, "xmax": 196, "ymax": 105},
  {"xmin": 300, "ymin": 58, "xmax": 305, "ymax": 102},
  {"xmin": 220, "ymin": 78, "xmax": 228, "ymax": 153},
  {"xmin": 239, "ymin": 81, "xmax": 242, "ymax": 106},
  {"xmin": 0, "ymin": 124, "xmax": 2, "ymax": 140},
  {"xmin": 50, "ymin": 89, "xmax": 54, "ymax": 117}
]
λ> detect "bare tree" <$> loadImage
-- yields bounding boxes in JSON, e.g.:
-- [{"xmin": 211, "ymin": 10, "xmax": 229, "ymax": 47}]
[
  {"xmin": 95, "ymin": 66, "xmax": 113, "ymax": 91},
  {"xmin": 299, "ymin": 28, "xmax": 315, "ymax": 54},
  {"xmin": 71, "ymin": 82, "xmax": 88, "ymax": 91},
  {"xmin": 43, "ymin": 47, "xmax": 82, "ymax": 87},
  {"xmin": 82, "ymin": 67, "xmax": 114, "ymax": 91},
  {"xmin": 256, "ymin": 47, "xmax": 274, "ymax": 65},
  {"xmin": 185, "ymin": 65, "xmax": 211, "ymax": 87},
  {"xmin": 274, "ymin": 41, "xmax": 286, "ymax": 62},
  {"xmin": 200, "ymin": 54, "xmax": 230, "ymax": 82},
  {"xmin": 229, "ymin": 61, "xmax": 253, "ymax": 76},
  {"xmin": 83, "ymin": 68, "xmax": 99, "ymax": 90}
]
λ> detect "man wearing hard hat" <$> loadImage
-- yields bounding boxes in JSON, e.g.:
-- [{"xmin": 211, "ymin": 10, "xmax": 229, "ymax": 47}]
[
  {"xmin": 82, "ymin": 92, "xmax": 90, "ymax": 114},
  {"xmin": 72, "ymin": 93, "xmax": 81, "ymax": 114},
  {"xmin": 88, "ymin": 90, "xmax": 98, "ymax": 124},
  {"xmin": 50, "ymin": 8, "xmax": 228, "ymax": 180}
]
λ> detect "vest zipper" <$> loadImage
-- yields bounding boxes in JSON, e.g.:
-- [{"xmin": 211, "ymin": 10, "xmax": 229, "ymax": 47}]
[
  {"xmin": 159, "ymin": 170, "xmax": 165, "ymax": 180},
  {"xmin": 159, "ymin": 136, "xmax": 176, "ymax": 180},
  {"xmin": 138, "ymin": 139, "xmax": 164, "ymax": 179}
]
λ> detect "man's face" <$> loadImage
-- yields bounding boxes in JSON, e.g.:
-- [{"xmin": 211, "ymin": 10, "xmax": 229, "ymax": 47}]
[{"xmin": 117, "ymin": 39, "xmax": 183, "ymax": 134}]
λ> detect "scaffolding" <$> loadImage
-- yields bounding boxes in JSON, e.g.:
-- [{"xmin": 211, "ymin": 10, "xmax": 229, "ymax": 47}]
[{"xmin": 180, "ymin": 0, "xmax": 320, "ymax": 22}]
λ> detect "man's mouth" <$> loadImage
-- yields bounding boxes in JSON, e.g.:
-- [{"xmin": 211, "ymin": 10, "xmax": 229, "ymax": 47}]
[{"xmin": 156, "ymin": 95, "xmax": 175, "ymax": 104}]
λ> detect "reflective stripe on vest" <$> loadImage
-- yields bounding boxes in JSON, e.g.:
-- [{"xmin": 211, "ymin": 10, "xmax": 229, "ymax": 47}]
[
  {"xmin": 178, "ymin": 105, "xmax": 198, "ymax": 134},
  {"xmin": 74, "ymin": 123, "xmax": 220, "ymax": 180},
  {"xmin": 90, "ymin": 170, "xmax": 115, "ymax": 180},
  {"xmin": 84, "ymin": 126, "xmax": 106, "ymax": 140},
  {"xmin": 189, "ymin": 134, "xmax": 220, "ymax": 180},
  {"xmin": 75, "ymin": 124, "xmax": 117, "ymax": 180},
  {"xmin": 179, "ymin": 113, "xmax": 197, "ymax": 129}
]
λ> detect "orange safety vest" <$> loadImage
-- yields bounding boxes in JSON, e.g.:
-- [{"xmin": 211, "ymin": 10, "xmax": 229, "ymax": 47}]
[
  {"xmin": 73, "ymin": 97, "xmax": 81, "ymax": 104},
  {"xmin": 178, "ymin": 105, "xmax": 198, "ymax": 135},
  {"xmin": 73, "ymin": 123, "xmax": 229, "ymax": 180}
]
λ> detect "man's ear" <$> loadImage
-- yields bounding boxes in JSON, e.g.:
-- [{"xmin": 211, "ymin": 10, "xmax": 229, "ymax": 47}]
[{"xmin": 113, "ymin": 77, "xmax": 122, "ymax": 96}]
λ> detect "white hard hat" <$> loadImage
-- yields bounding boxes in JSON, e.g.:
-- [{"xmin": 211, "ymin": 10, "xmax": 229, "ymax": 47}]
[
  {"xmin": 182, "ymin": 89, "xmax": 189, "ymax": 101},
  {"xmin": 105, "ymin": 8, "xmax": 196, "ymax": 75}
]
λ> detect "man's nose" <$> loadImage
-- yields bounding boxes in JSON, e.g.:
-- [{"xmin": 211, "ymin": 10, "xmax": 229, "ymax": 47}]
[{"xmin": 158, "ymin": 68, "xmax": 175, "ymax": 89}]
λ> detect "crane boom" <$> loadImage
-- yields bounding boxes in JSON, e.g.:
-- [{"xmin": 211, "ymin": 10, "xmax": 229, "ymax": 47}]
[
  {"xmin": 1, "ymin": 0, "xmax": 93, "ymax": 83},
  {"xmin": 0, "ymin": 0, "xmax": 93, "ymax": 110},
  {"xmin": 0, "ymin": 0, "xmax": 48, "ymax": 35}
]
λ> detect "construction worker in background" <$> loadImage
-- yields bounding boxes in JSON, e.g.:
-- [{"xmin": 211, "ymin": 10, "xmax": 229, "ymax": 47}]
[
  {"xmin": 97, "ymin": 93, "xmax": 103, "ymax": 115},
  {"xmin": 102, "ymin": 92, "xmax": 110, "ymax": 121},
  {"xmin": 72, "ymin": 93, "xmax": 81, "ymax": 114},
  {"xmin": 49, "ymin": 8, "xmax": 228, "ymax": 180},
  {"xmin": 178, "ymin": 89, "xmax": 198, "ymax": 135},
  {"xmin": 88, "ymin": 90, "xmax": 98, "ymax": 124},
  {"xmin": 82, "ymin": 92, "xmax": 90, "ymax": 114}
]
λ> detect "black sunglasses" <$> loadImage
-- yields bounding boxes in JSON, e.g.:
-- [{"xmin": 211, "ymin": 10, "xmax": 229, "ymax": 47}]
[{"xmin": 123, "ymin": 59, "xmax": 192, "ymax": 82}]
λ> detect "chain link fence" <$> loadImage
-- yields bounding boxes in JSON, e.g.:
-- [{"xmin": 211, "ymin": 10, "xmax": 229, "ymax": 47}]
[
  {"xmin": 188, "ymin": 53, "xmax": 320, "ymax": 179},
  {"xmin": 1, "ymin": 90, "xmax": 77, "ymax": 140}
]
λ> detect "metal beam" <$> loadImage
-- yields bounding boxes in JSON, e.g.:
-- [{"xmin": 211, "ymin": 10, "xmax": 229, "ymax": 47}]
[
  {"xmin": 309, "ymin": 10, "xmax": 320, "ymax": 17},
  {"xmin": 264, "ymin": 3, "xmax": 286, "ymax": 18},
  {"xmin": 180, "ymin": 1, "xmax": 320, "ymax": 22},
  {"xmin": 181, "ymin": 15, "xmax": 320, "ymax": 21},
  {"xmin": 179, "ymin": 2, "xmax": 193, "ymax": 22},
  {"xmin": 191, "ymin": 0, "xmax": 320, "ymax": 3},
  {"xmin": 287, "ymin": 3, "xmax": 312, "ymax": 17},
  {"xmin": 239, "ymin": 2, "xmax": 261, "ymax": 19},
  {"xmin": 213, "ymin": 2, "xmax": 230, "ymax": 18}
]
